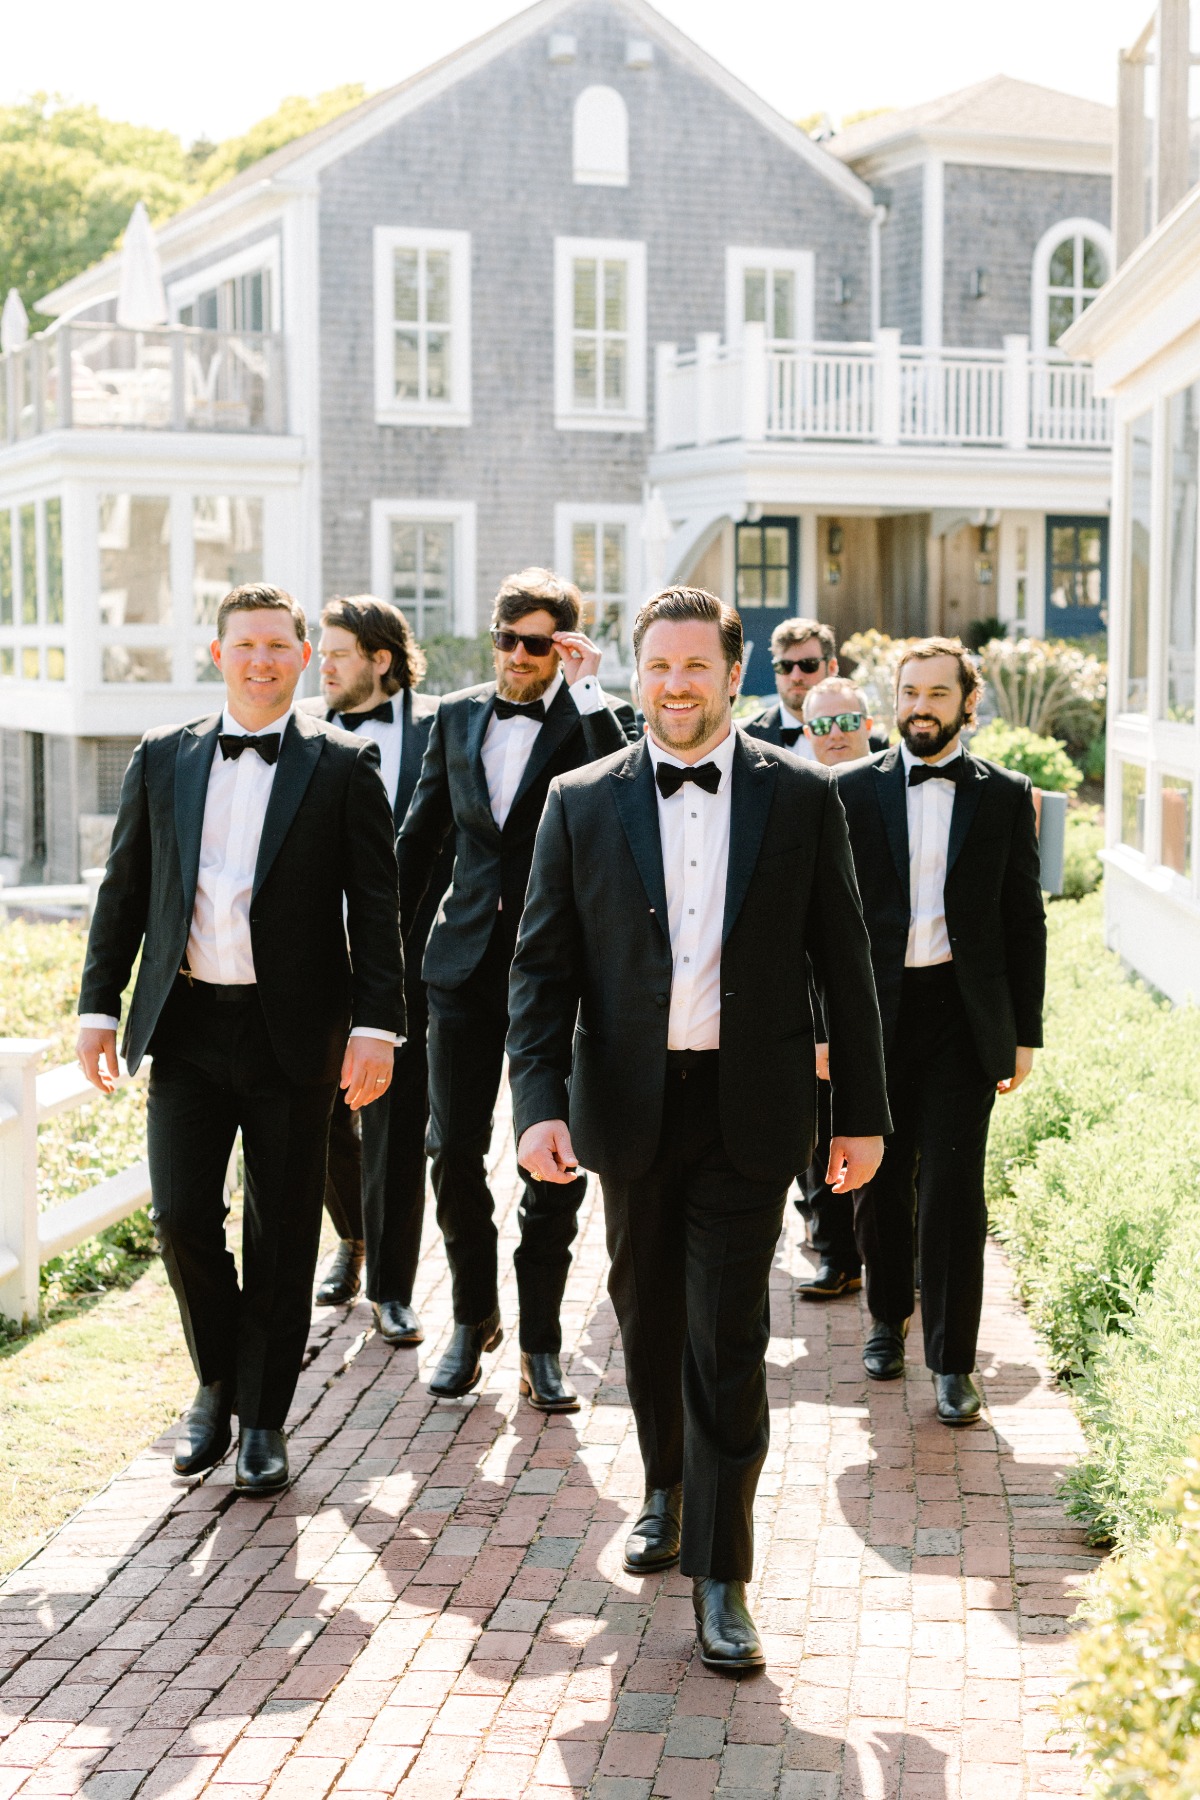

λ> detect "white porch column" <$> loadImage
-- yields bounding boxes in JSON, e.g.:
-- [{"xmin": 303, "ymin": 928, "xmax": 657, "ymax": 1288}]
[
  {"xmin": 654, "ymin": 341, "xmax": 677, "ymax": 452},
  {"xmin": 0, "ymin": 1039, "xmax": 50, "ymax": 1326},
  {"xmin": 741, "ymin": 320, "xmax": 768, "ymax": 442},
  {"xmin": 1004, "ymin": 335, "xmax": 1030, "ymax": 450},
  {"xmin": 1115, "ymin": 51, "xmax": 1147, "ymax": 265},
  {"xmin": 1157, "ymin": 0, "xmax": 1191, "ymax": 224},
  {"xmin": 876, "ymin": 329, "xmax": 901, "ymax": 447},
  {"xmin": 798, "ymin": 506, "xmax": 820, "ymax": 616},
  {"xmin": 695, "ymin": 333, "xmax": 720, "ymax": 447}
]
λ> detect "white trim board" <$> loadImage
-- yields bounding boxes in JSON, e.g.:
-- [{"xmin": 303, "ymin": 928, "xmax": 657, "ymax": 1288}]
[
  {"xmin": 370, "ymin": 497, "xmax": 478, "ymax": 636},
  {"xmin": 724, "ymin": 248, "xmax": 815, "ymax": 347},
  {"xmin": 372, "ymin": 227, "xmax": 472, "ymax": 429},
  {"xmin": 554, "ymin": 236, "xmax": 647, "ymax": 433}
]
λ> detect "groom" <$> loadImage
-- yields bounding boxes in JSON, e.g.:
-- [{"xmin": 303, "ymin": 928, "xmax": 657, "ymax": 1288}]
[
  {"xmin": 508, "ymin": 586, "xmax": 889, "ymax": 1672},
  {"xmin": 76, "ymin": 583, "xmax": 404, "ymax": 1496}
]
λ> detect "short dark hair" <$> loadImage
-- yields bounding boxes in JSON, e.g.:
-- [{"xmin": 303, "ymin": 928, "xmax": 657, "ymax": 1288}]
[
  {"xmin": 770, "ymin": 616, "xmax": 836, "ymax": 661},
  {"xmin": 320, "ymin": 593, "xmax": 425, "ymax": 694},
  {"xmin": 896, "ymin": 635, "xmax": 981, "ymax": 708},
  {"xmin": 632, "ymin": 586, "xmax": 744, "ymax": 671},
  {"xmin": 492, "ymin": 567, "xmax": 581, "ymax": 635},
  {"xmin": 216, "ymin": 583, "xmax": 307, "ymax": 642}
]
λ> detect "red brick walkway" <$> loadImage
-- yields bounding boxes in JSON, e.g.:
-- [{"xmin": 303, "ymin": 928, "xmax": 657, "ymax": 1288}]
[{"xmin": 0, "ymin": 1101, "xmax": 1100, "ymax": 1799}]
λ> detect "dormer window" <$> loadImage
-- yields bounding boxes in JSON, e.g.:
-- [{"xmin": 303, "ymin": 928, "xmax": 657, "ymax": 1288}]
[{"xmin": 573, "ymin": 86, "xmax": 629, "ymax": 187}]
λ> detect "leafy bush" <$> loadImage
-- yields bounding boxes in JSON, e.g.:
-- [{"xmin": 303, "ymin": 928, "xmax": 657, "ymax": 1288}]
[
  {"xmin": 421, "ymin": 632, "xmax": 495, "ymax": 695},
  {"xmin": 839, "ymin": 629, "xmax": 913, "ymax": 731},
  {"xmin": 978, "ymin": 635, "xmax": 1106, "ymax": 748},
  {"xmin": 969, "ymin": 720, "xmax": 1082, "ymax": 793},
  {"xmin": 1084, "ymin": 733, "xmax": 1106, "ymax": 784},
  {"xmin": 1061, "ymin": 805, "xmax": 1104, "ymax": 900},
  {"xmin": 964, "ymin": 616, "xmax": 1005, "ymax": 652}
]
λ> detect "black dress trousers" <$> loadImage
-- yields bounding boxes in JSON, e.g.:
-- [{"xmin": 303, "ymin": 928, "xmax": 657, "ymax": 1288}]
[
  {"xmin": 146, "ymin": 978, "xmax": 337, "ymax": 1430},
  {"xmin": 799, "ymin": 1077, "xmax": 862, "ymax": 1277},
  {"xmin": 601, "ymin": 1053, "xmax": 787, "ymax": 1582},
  {"xmin": 853, "ymin": 963, "xmax": 996, "ymax": 1375},
  {"xmin": 323, "ymin": 1092, "xmax": 363, "ymax": 1242},
  {"xmin": 358, "ymin": 978, "xmax": 430, "ymax": 1306},
  {"xmin": 426, "ymin": 914, "xmax": 585, "ymax": 1351}
]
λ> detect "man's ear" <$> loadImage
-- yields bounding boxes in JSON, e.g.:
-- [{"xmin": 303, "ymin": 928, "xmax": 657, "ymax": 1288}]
[{"xmin": 301, "ymin": 639, "xmax": 313, "ymax": 668}]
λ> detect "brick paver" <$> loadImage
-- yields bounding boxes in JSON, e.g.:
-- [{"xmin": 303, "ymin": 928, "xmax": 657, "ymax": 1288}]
[{"xmin": 0, "ymin": 1096, "xmax": 1100, "ymax": 1797}]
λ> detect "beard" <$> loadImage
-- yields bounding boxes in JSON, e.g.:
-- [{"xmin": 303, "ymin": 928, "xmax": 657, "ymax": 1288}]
[
  {"xmin": 495, "ymin": 655, "xmax": 557, "ymax": 704},
  {"xmin": 645, "ymin": 691, "xmax": 729, "ymax": 753},
  {"xmin": 324, "ymin": 664, "xmax": 377, "ymax": 712},
  {"xmin": 899, "ymin": 699, "xmax": 967, "ymax": 760}
]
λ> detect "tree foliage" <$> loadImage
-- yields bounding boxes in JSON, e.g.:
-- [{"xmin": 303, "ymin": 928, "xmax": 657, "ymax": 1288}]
[{"xmin": 190, "ymin": 85, "xmax": 367, "ymax": 191}]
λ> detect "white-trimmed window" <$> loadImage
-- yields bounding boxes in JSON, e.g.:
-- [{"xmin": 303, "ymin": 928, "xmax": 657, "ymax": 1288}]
[
  {"xmin": 371, "ymin": 500, "xmax": 476, "ymax": 638},
  {"xmin": 554, "ymin": 237, "xmax": 646, "ymax": 431},
  {"xmin": 573, "ymin": 86, "xmax": 628, "ymax": 185},
  {"xmin": 373, "ymin": 229, "xmax": 471, "ymax": 427},
  {"xmin": 1031, "ymin": 219, "xmax": 1112, "ymax": 351},
  {"xmin": 555, "ymin": 503, "xmax": 642, "ymax": 671},
  {"xmin": 725, "ymin": 247, "xmax": 815, "ymax": 346},
  {"xmin": 169, "ymin": 237, "xmax": 282, "ymax": 332}
]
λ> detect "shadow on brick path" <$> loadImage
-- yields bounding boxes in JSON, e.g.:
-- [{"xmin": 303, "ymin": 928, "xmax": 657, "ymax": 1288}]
[{"xmin": 0, "ymin": 1096, "xmax": 1101, "ymax": 1799}]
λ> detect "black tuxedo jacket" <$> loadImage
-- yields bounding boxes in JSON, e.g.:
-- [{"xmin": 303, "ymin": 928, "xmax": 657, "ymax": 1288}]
[
  {"xmin": 79, "ymin": 708, "xmax": 405, "ymax": 1084},
  {"xmin": 301, "ymin": 686, "xmax": 440, "ymax": 827},
  {"xmin": 745, "ymin": 701, "xmax": 889, "ymax": 754},
  {"xmin": 834, "ymin": 746, "xmax": 1046, "ymax": 1083},
  {"xmin": 506, "ymin": 729, "xmax": 891, "ymax": 1187},
  {"xmin": 396, "ymin": 678, "xmax": 631, "ymax": 991}
]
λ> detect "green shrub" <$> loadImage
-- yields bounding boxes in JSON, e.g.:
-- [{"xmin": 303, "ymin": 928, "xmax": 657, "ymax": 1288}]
[
  {"xmin": 969, "ymin": 719, "xmax": 1082, "ymax": 793},
  {"xmin": 1060, "ymin": 804, "xmax": 1104, "ymax": 900},
  {"xmin": 1064, "ymin": 1443, "xmax": 1200, "ymax": 1797},
  {"xmin": 1083, "ymin": 732, "xmax": 1106, "ymax": 783},
  {"xmin": 979, "ymin": 635, "xmax": 1106, "ymax": 748},
  {"xmin": 421, "ymin": 632, "xmax": 494, "ymax": 695}
]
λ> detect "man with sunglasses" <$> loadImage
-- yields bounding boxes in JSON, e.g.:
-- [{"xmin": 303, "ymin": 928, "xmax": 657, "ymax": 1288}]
[
  {"xmin": 744, "ymin": 618, "xmax": 838, "ymax": 759},
  {"xmin": 396, "ymin": 568, "xmax": 633, "ymax": 1408}
]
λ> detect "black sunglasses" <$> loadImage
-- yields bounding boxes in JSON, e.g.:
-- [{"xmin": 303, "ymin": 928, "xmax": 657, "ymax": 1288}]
[
  {"xmin": 773, "ymin": 656, "xmax": 825, "ymax": 675},
  {"xmin": 807, "ymin": 711, "xmax": 865, "ymax": 736},
  {"xmin": 492, "ymin": 628, "xmax": 556, "ymax": 657}
]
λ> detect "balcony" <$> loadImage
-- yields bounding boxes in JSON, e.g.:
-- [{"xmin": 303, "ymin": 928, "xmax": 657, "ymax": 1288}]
[
  {"xmin": 0, "ymin": 321, "xmax": 287, "ymax": 443},
  {"xmin": 654, "ymin": 325, "xmax": 1111, "ymax": 455}
]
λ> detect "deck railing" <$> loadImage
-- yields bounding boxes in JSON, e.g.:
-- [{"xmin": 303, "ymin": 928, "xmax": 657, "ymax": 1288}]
[{"xmin": 654, "ymin": 324, "xmax": 1112, "ymax": 453}]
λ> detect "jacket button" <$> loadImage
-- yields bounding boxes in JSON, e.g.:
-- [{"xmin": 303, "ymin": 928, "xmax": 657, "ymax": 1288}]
[{"xmin": 655, "ymin": 994, "xmax": 668, "ymax": 1007}]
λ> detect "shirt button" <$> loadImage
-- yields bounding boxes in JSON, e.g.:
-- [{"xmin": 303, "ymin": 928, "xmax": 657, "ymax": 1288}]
[{"xmin": 690, "ymin": 860, "xmax": 697, "ymax": 866}]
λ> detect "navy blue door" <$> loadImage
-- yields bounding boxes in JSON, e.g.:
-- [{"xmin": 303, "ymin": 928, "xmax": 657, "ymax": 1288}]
[
  {"xmin": 736, "ymin": 517, "xmax": 799, "ymax": 696},
  {"xmin": 1045, "ymin": 517, "xmax": 1108, "ymax": 638}
]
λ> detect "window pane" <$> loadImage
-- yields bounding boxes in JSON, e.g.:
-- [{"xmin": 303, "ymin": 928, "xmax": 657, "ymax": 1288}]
[
  {"xmin": 0, "ymin": 648, "xmax": 12, "ymax": 678},
  {"xmin": 1081, "ymin": 237, "xmax": 1108, "ymax": 288},
  {"xmin": 394, "ymin": 250, "xmax": 419, "ymax": 324},
  {"xmin": 426, "ymin": 332, "xmax": 449, "ymax": 401},
  {"xmin": 763, "ymin": 526, "xmax": 790, "ymax": 567},
  {"xmin": 0, "ymin": 512, "xmax": 10, "ymax": 626},
  {"xmin": 394, "ymin": 332, "xmax": 420, "ymax": 401},
  {"xmin": 426, "ymin": 251, "xmax": 451, "ymax": 325},
  {"xmin": 1165, "ymin": 382, "xmax": 1199, "ymax": 722},
  {"xmin": 193, "ymin": 496, "xmax": 264, "ymax": 627},
  {"xmin": 1120, "ymin": 761, "xmax": 1146, "ymax": 851},
  {"xmin": 736, "ymin": 524, "xmax": 762, "ymax": 564},
  {"xmin": 1161, "ymin": 775, "xmax": 1193, "ymax": 876},
  {"xmin": 194, "ymin": 644, "xmax": 222, "ymax": 682},
  {"xmin": 20, "ymin": 505, "xmax": 37, "ymax": 625},
  {"xmin": 46, "ymin": 646, "xmax": 65, "ymax": 682},
  {"xmin": 1051, "ymin": 526, "xmax": 1078, "ymax": 563},
  {"xmin": 22, "ymin": 647, "xmax": 40, "ymax": 680},
  {"xmin": 602, "ymin": 524, "xmax": 625, "ymax": 595},
  {"xmin": 102, "ymin": 646, "xmax": 172, "ymax": 683},
  {"xmin": 743, "ymin": 270, "xmax": 767, "ymax": 324},
  {"xmin": 1048, "ymin": 294, "xmax": 1075, "ymax": 346},
  {"xmin": 99, "ymin": 495, "xmax": 171, "ymax": 627},
  {"xmin": 603, "ymin": 340, "xmax": 626, "ymax": 408},
  {"xmin": 422, "ymin": 523, "xmax": 452, "ymax": 595},
  {"xmin": 391, "ymin": 523, "xmax": 418, "ymax": 600},
  {"xmin": 574, "ymin": 339, "xmax": 597, "ymax": 407},
  {"xmin": 764, "ymin": 565, "xmax": 788, "ymax": 606},
  {"xmin": 1080, "ymin": 526, "xmax": 1103, "ymax": 563},
  {"xmin": 772, "ymin": 271, "xmax": 795, "ymax": 340},
  {"xmin": 603, "ymin": 261, "xmax": 626, "ymax": 333},
  {"xmin": 1125, "ymin": 413, "xmax": 1153, "ymax": 710},
  {"xmin": 572, "ymin": 523, "xmax": 597, "ymax": 593},
  {"xmin": 573, "ymin": 260, "xmax": 597, "ymax": 331},
  {"xmin": 45, "ymin": 498, "xmax": 63, "ymax": 624},
  {"xmin": 1048, "ymin": 238, "xmax": 1075, "ymax": 286},
  {"xmin": 737, "ymin": 566, "xmax": 764, "ymax": 605}
]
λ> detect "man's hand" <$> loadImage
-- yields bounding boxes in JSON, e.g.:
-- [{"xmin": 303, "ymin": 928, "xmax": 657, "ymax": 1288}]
[
  {"xmin": 997, "ymin": 1046, "xmax": 1036, "ymax": 1096},
  {"xmin": 553, "ymin": 631, "xmax": 602, "ymax": 685},
  {"xmin": 340, "ymin": 1037, "xmax": 394, "ymax": 1111},
  {"xmin": 76, "ymin": 1026, "xmax": 120, "ymax": 1095},
  {"xmin": 827, "ymin": 1134, "xmax": 884, "ymax": 1192},
  {"xmin": 517, "ymin": 1120, "xmax": 580, "ymax": 1184},
  {"xmin": 815, "ymin": 1041, "xmax": 830, "ymax": 1082}
]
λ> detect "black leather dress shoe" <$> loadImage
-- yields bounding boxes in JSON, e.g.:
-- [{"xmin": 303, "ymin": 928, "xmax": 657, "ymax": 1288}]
[
  {"xmin": 235, "ymin": 1428, "xmax": 290, "ymax": 1495},
  {"xmin": 863, "ymin": 1316, "xmax": 910, "ymax": 1381},
  {"xmin": 934, "ymin": 1371, "xmax": 983, "ymax": 1425},
  {"xmin": 519, "ymin": 1352, "xmax": 580, "ymax": 1413},
  {"xmin": 623, "ymin": 1485, "xmax": 683, "ymax": 1573},
  {"xmin": 172, "ymin": 1380, "xmax": 232, "ymax": 1477},
  {"xmin": 316, "ymin": 1238, "xmax": 364, "ymax": 1305},
  {"xmin": 428, "ymin": 1309, "xmax": 503, "ymax": 1398},
  {"xmin": 798, "ymin": 1262, "xmax": 863, "ymax": 1301},
  {"xmin": 374, "ymin": 1301, "xmax": 424, "ymax": 1346},
  {"xmin": 693, "ymin": 1577, "xmax": 766, "ymax": 1674}
]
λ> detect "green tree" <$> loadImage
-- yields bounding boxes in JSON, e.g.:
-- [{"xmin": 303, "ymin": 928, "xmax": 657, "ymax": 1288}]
[{"xmin": 192, "ymin": 85, "xmax": 368, "ymax": 191}]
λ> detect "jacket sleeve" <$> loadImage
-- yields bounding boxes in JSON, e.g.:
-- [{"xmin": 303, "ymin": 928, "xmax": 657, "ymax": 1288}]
[
  {"xmin": 805, "ymin": 778, "xmax": 892, "ymax": 1139},
  {"xmin": 579, "ymin": 701, "xmax": 629, "ymax": 760},
  {"xmin": 78, "ymin": 740, "xmax": 152, "ymax": 1020},
  {"xmin": 395, "ymin": 705, "xmax": 455, "ymax": 938},
  {"xmin": 505, "ymin": 782, "xmax": 584, "ymax": 1139},
  {"xmin": 1002, "ymin": 779, "xmax": 1047, "ymax": 1048},
  {"xmin": 344, "ymin": 743, "xmax": 406, "ymax": 1038}
]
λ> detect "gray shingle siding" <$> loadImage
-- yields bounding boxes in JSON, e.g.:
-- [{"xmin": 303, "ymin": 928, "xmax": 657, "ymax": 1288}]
[{"xmin": 876, "ymin": 165, "xmax": 924, "ymax": 343}]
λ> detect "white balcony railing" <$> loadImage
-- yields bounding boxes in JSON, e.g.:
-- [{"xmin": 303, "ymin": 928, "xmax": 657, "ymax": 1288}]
[
  {"xmin": 0, "ymin": 320, "xmax": 288, "ymax": 443},
  {"xmin": 654, "ymin": 324, "xmax": 1112, "ymax": 454}
]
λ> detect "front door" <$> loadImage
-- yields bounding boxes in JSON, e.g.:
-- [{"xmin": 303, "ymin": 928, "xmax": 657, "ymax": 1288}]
[
  {"xmin": 1045, "ymin": 516, "xmax": 1108, "ymax": 638},
  {"xmin": 735, "ymin": 516, "xmax": 798, "ymax": 697}
]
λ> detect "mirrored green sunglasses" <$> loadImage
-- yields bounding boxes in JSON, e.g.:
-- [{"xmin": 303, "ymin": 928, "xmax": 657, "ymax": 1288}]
[{"xmin": 807, "ymin": 712, "xmax": 865, "ymax": 736}]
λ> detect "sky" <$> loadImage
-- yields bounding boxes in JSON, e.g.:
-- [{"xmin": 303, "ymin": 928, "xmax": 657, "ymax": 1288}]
[{"xmin": 2, "ymin": 0, "xmax": 1155, "ymax": 145}]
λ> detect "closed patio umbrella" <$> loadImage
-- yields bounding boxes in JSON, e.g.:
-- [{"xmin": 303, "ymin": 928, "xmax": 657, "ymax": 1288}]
[
  {"xmin": 1, "ymin": 289, "xmax": 29, "ymax": 353},
  {"xmin": 115, "ymin": 203, "xmax": 168, "ymax": 328}
]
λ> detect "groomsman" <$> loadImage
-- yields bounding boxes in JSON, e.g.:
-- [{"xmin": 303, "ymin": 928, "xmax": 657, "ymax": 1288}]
[
  {"xmin": 508, "ymin": 586, "xmax": 888, "ymax": 1671},
  {"xmin": 744, "ymin": 616, "xmax": 838, "ymax": 758},
  {"xmin": 308, "ymin": 596, "xmax": 452, "ymax": 1347},
  {"xmin": 396, "ymin": 569, "xmax": 631, "ymax": 1408},
  {"xmin": 76, "ymin": 585, "xmax": 403, "ymax": 1494},
  {"xmin": 835, "ymin": 638, "xmax": 1046, "ymax": 1423}
]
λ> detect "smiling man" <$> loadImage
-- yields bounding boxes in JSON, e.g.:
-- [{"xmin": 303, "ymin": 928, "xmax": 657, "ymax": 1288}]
[
  {"xmin": 507, "ymin": 586, "xmax": 889, "ymax": 1673},
  {"xmin": 76, "ymin": 584, "xmax": 403, "ymax": 1496}
]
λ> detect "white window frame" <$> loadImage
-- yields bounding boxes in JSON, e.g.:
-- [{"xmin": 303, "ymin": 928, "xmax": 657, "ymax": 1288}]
[
  {"xmin": 572, "ymin": 86, "xmax": 629, "ymax": 186},
  {"xmin": 554, "ymin": 237, "xmax": 646, "ymax": 432},
  {"xmin": 1030, "ymin": 218, "xmax": 1114, "ymax": 354},
  {"xmin": 725, "ymin": 247, "xmax": 815, "ymax": 347},
  {"xmin": 167, "ymin": 237, "xmax": 283, "ymax": 331},
  {"xmin": 554, "ymin": 502, "xmax": 643, "ymax": 665},
  {"xmin": 373, "ymin": 227, "xmax": 471, "ymax": 429},
  {"xmin": 370, "ymin": 499, "xmax": 477, "ymax": 638}
]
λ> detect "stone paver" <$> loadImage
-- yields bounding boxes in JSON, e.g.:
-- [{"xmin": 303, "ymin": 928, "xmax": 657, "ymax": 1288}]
[{"xmin": 0, "ymin": 1095, "xmax": 1100, "ymax": 1796}]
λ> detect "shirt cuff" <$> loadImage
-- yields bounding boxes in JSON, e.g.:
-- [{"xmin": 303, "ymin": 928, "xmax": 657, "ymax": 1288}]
[
  {"xmin": 350, "ymin": 1027, "xmax": 406, "ymax": 1047},
  {"xmin": 79, "ymin": 1014, "xmax": 119, "ymax": 1031},
  {"xmin": 567, "ymin": 674, "xmax": 606, "ymax": 716}
]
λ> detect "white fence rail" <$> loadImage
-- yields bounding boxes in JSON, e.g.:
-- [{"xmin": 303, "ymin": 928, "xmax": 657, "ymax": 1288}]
[{"xmin": 654, "ymin": 323, "xmax": 1112, "ymax": 453}]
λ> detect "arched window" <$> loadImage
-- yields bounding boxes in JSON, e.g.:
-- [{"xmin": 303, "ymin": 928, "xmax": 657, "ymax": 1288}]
[
  {"xmin": 1031, "ymin": 219, "xmax": 1113, "ymax": 350},
  {"xmin": 573, "ymin": 86, "xmax": 628, "ymax": 187}
]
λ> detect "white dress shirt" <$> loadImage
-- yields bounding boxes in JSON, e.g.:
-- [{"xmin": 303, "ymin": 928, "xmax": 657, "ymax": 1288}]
[
  {"xmin": 482, "ymin": 670, "xmax": 606, "ymax": 830},
  {"xmin": 334, "ymin": 702, "xmax": 403, "ymax": 810},
  {"xmin": 648, "ymin": 727, "xmax": 737, "ymax": 1052},
  {"xmin": 778, "ymin": 712, "xmax": 816, "ymax": 761},
  {"xmin": 901, "ymin": 740, "xmax": 963, "ymax": 968}
]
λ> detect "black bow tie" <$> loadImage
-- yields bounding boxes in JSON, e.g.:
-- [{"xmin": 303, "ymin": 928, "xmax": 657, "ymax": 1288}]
[
  {"xmin": 493, "ymin": 696, "xmax": 546, "ymax": 722},
  {"xmin": 219, "ymin": 732, "xmax": 281, "ymax": 764},
  {"xmin": 779, "ymin": 725, "xmax": 804, "ymax": 747},
  {"xmin": 908, "ymin": 758, "xmax": 966, "ymax": 788},
  {"xmin": 337, "ymin": 701, "xmax": 394, "ymax": 730},
  {"xmin": 655, "ymin": 760, "xmax": 722, "ymax": 799}
]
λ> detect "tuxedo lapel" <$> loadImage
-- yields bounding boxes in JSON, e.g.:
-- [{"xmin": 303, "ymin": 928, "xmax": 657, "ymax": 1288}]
[
  {"xmin": 609, "ymin": 742, "xmax": 669, "ymax": 934},
  {"xmin": 252, "ymin": 710, "xmax": 324, "ymax": 899},
  {"xmin": 723, "ymin": 731, "xmax": 777, "ymax": 943},
  {"xmin": 947, "ymin": 751, "xmax": 987, "ymax": 873},
  {"xmin": 396, "ymin": 688, "xmax": 423, "ymax": 824},
  {"xmin": 466, "ymin": 689, "xmax": 500, "ymax": 833},
  {"xmin": 174, "ymin": 715, "xmax": 221, "ymax": 921},
  {"xmin": 872, "ymin": 748, "xmax": 910, "ymax": 893},
  {"xmin": 506, "ymin": 682, "xmax": 578, "ymax": 824}
]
